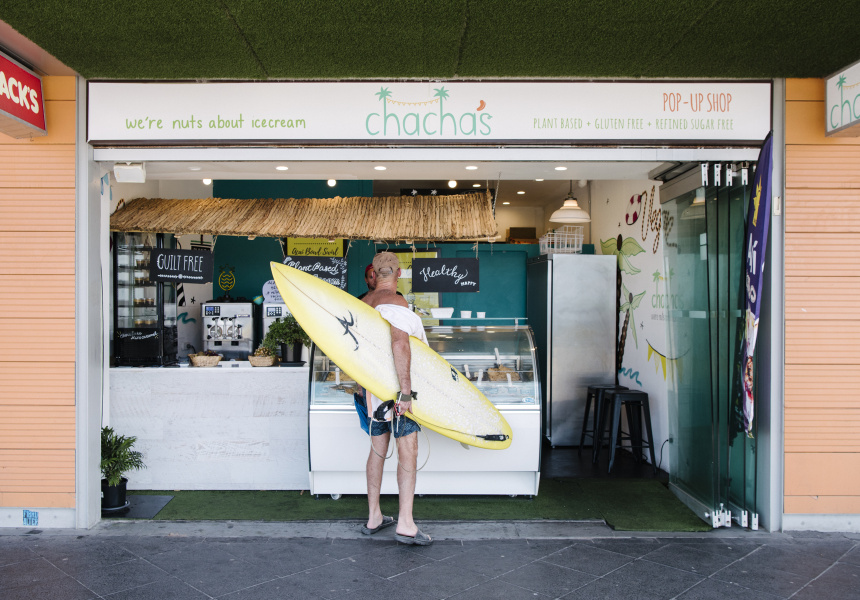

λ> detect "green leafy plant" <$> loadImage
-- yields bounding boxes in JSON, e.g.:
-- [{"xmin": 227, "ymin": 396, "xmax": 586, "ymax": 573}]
[
  {"xmin": 100, "ymin": 426, "xmax": 145, "ymax": 487},
  {"xmin": 261, "ymin": 315, "xmax": 311, "ymax": 353}
]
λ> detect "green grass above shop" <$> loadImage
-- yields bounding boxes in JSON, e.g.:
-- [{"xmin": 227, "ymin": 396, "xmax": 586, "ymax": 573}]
[{"xmin": 128, "ymin": 478, "xmax": 709, "ymax": 532}]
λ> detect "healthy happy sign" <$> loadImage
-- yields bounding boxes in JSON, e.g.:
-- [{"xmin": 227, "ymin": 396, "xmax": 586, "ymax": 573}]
[{"xmin": 412, "ymin": 258, "xmax": 479, "ymax": 293}]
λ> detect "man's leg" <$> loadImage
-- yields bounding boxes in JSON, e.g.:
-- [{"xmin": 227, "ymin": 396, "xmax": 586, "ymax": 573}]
[
  {"xmin": 366, "ymin": 431, "xmax": 390, "ymax": 529},
  {"xmin": 394, "ymin": 431, "xmax": 419, "ymax": 537}
]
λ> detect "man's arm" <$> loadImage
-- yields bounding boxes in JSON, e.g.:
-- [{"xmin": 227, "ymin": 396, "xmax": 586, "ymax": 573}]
[{"xmin": 390, "ymin": 326, "xmax": 413, "ymax": 414}]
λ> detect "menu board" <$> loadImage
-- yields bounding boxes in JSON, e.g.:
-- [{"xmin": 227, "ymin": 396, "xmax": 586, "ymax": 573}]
[
  {"xmin": 283, "ymin": 256, "xmax": 347, "ymax": 289},
  {"xmin": 149, "ymin": 248, "xmax": 214, "ymax": 283},
  {"xmin": 412, "ymin": 258, "xmax": 479, "ymax": 293}
]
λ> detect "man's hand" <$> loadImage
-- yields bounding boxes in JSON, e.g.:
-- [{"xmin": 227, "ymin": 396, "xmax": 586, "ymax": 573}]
[{"xmin": 395, "ymin": 399, "xmax": 413, "ymax": 416}]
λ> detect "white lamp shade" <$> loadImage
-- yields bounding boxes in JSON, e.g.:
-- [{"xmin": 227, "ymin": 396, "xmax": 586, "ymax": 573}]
[
  {"xmin": 549, "ymin": 198, "xmax": 591, "ymax": 223},
  {"xmin": 113, "ymin": 163, "xmax": 146, "ymax": 183}
]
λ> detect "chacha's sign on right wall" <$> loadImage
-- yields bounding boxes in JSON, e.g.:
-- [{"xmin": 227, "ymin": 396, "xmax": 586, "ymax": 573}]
[{"xmin": 826, "ymin": 58, "xmax": 860, "ymax": 137}]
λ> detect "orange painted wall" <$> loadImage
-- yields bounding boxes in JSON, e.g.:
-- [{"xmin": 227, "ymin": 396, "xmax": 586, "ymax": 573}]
[
  {"xmin": 784, "ymin": 78, "xmax": 860, "ymax": 514},
  {"xmin": 0, "ymin": 77, "xmax": 76, "ymax": 509}
]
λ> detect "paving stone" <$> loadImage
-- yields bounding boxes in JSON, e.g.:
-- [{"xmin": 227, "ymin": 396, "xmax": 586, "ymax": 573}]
[
  {"xmin": 561, "ymin": 575, "xmax": 666, "ymax": 600},
  {"xmin": 343, "ymin": 542, "xmax": 435, "ymax": 578},
  {"xmin": 0, "ymin": 574, "xmax": 98, "ymax": 600},
  {"xmin": 600, "ymin": 558, "xmax": 705, "ymax": 599},
  {"xmin": 789, "ymin": 561, "xmax": 860, "ymax": 600},
  {"xmin": 446, "ymin": 578, "xmax": 554, "ymax": 599},
  {"xmin": 724, "ymin": 545, "xmax": 833, "ymax": 579},
  {"xmin": 74, "ymin": 557, "xmax": 170, "ymax": 596},
  {"xmin": 448, "ymin": 540, "xmax": 546, "ymax": 577},
  {"xmin": 0, "ymin": 540, "xmax": 38, "ymax": 567},
  {"xmin": 590, "ymin": 537, "xmax": 667, "ymax": 557},
  {"xmin": 841, "ymin": 544, "xmax": 860, "ymax": 566},
  {"xmin": 674, "ymin": 578, "xmax": 785, "ymax": 600},
  {"xmin": 389, "ymin": 557, "xmax": 491, "ymax": 599},
  {"xmin": 0, "ymin": 558, "xmax": 67, "ymax": 591},
  {"xmin": 499, "ymin": 559, "xmax": 596, "ymax": 597},
  {"xmin": 641, "ymin": 543, "xmax": 737, "ymax": 576},
  {"xmin": 100, "ymin": 577, "xmax": 211, "ymax": 600},
  {"xmin": 279, "ymin": 561, "xmax": 388, "ymax": 598},
  {"xmin": 219, "ymin": 577, "xmax": 328, "ymax": 600},
  {"xmin": 29, "ymin": 538, "xmax": 139, "ymax": 576},
  {"xmin": 712, "ymin": 562, "xmax": 810, "ymax": 597},
  {"xmin": 402, "ymin": 540, "xmax": 466, "ymax": 561},
  {"xmin": 146, "ymin": 543, "xmax": 277, "ymax": 597},
  {"xmin": 116, "ymin": 535, "xmax": 206, "ymax": 558},
  {"xmin": 541, "ymin": 541, "xmax": 633, "ymax": 576},
  {"xmin": 218, "ymin": 538, "xmax": 341, "ymax": 577}
]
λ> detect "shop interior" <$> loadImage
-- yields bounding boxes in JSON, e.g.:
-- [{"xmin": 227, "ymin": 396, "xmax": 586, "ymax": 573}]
[{"xmin": 105, "ymin": 156, "xmax": 757, "ymax": 526}]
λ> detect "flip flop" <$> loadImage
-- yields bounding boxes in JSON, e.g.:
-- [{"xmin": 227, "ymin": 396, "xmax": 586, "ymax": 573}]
[
  {"xmin": 361, "ymin": 515, "xmax": 396, "ymax": 535},
  {"xmin": 394, "ymin": 529, "xmax": 433, "ymax": 546}
]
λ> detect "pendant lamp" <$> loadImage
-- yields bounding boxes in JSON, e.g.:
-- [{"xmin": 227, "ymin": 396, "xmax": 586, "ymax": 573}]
[{"xmin": 549, "ymin": 181, "xmax": 591, "ymax": 223}]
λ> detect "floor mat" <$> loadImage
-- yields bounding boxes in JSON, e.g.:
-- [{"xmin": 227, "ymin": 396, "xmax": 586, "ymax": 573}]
[{"xmin": 129, "ymin": 479, "xmax": 709, "ymax": 532}]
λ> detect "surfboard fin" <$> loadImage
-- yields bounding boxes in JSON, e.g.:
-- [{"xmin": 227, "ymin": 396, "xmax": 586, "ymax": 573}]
[{"xmin": 459, "ymin": 442, "xmax": 471, "ymax": 450}]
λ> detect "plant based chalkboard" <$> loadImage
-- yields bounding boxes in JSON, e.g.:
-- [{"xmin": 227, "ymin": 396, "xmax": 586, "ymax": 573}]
[
  {"xmin": 283, "ymin": 256, "xmax": 347, "ymax": 289},
  {"xmin": 412, "ymin": 258, "xmax": 479, "ymax": 292},
  {"xmin": 150, "ymin": 249, "xmax": 214, "ymax": 283}
]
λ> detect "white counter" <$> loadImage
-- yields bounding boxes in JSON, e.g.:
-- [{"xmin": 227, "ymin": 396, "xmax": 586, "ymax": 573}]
[{"xmin": 109, "ymin": 366, "xmax": 310, "ymax": 491}]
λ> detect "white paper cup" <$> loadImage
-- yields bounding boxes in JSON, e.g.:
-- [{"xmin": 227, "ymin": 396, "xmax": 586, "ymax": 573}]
[
  {"xmin": 477, "ymin": 312, "xmax": 486, "ymax": 318},
  {"xmin": 461, "ymin": 310, "xmax": 472, "ymax": 318}
]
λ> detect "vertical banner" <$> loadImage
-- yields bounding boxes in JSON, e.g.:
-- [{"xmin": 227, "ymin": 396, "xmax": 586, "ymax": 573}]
[{"xmin": 740, "ymin": 133, "xmax": 773, "ymax": 436}]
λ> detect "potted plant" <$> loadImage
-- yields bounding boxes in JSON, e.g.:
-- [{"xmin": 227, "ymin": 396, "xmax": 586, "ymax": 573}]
[
  {"xmin": 262, "ymin": 315, "xmax": 311, "ymax": 364},
  {"xmin": 100, "ymin": 426, "xmax": 146, "ymax": 510}
]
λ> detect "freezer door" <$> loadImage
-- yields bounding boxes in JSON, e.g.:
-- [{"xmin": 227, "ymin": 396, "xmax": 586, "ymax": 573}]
[{"xmin": 548, "ymin": 254, "xmax": 616, "ymax": 446}]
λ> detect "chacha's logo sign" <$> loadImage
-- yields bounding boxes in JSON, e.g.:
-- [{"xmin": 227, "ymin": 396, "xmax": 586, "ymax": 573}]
[
  {"xmin": 365, "ymin": 86, "xmax": 493, "ymax": 138},
  {"xmin": 826, "ymin": 59, "xmax": 860, "ymax": 137},
  {"xmin": 0, "ymin": 51, "xmax": 46, "ymax": 139}
]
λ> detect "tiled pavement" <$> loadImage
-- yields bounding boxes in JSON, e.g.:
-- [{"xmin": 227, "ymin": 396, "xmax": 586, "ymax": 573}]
[{"xmin": 1, "ymin": 520, "xmax": 859, "ymax": 600}]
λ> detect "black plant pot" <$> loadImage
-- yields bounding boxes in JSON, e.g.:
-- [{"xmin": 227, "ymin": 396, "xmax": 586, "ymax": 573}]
[
  {"xmin": 101, "ymin": 477, "xmax": 128, "ymax": 510},
  {"xmin": 280, "ymin": 343, "xmax": 304, "ymax": 364}
]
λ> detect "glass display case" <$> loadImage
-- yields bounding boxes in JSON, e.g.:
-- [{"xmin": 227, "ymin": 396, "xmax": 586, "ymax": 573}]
[
  {"xmin": 113, "ymin": 232, "xmax": 178, "ymax": 366},
  {"xmin": 310, "ymin": 325, "xmax": 539, "ymax": 407},
  {"xmin": 308, "ymin": 325, "xmax": 542, "ymax": 498}
]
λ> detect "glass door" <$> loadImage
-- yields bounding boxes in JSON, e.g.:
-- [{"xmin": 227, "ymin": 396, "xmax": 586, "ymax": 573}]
[{"xmin": 663, "ymin": 174, "xmax": 757, "ymax": 528}]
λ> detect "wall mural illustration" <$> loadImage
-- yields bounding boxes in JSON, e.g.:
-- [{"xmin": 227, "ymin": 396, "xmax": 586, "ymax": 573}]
[{"xmin": 600, "ymin": 234, "xmax": 645, "ymax": 384}]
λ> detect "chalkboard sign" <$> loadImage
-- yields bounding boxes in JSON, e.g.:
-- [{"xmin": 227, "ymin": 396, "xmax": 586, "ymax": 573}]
[
  {"xmin": 150, "ymin": 248, "xmax": 214, "ymax": 284},
  {"xmin": 412, "ymin": 258, "xmax": 479, "ymax": 292},
  {"xmin": 283, "ymin": 256, "xmax": 348, "ymax": 289}
]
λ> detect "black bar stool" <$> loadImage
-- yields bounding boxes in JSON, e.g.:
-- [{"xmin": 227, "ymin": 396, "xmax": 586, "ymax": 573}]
[
  {"xmin": 579, "ymin": 384, "xmax": 628, "ymax": 462},
  {"xmin": 603, "ymin": 389, "xmax": 657, "ymax": 474}
]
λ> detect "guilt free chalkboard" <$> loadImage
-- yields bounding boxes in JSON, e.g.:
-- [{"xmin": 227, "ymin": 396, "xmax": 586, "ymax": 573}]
[
  {"xmin": 412, "ymin": 258, "xmax": 479, "ymax": 293},
  {"xmin": 150, "ymin": 248, "xmax": 214, "ymax": 284}
]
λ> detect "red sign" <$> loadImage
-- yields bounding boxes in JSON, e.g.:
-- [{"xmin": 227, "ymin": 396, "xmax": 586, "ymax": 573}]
[{"xmin": 0, "ymin": 50, "xmax": 47, "ymax": 138}]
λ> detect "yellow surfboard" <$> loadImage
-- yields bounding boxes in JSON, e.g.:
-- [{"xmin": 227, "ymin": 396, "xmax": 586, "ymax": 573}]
[{"xmin": 270, "ymin": 262, "xmax": 512, "ymax": 449}]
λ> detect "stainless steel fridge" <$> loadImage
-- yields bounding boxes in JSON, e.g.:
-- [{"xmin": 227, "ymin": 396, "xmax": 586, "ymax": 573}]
[{"xmin": 526, "ymin": 254, "xmax": 616, "ymax": 446}]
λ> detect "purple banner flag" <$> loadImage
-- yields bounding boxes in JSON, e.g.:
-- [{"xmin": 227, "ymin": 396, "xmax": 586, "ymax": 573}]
[{"xmin": 741, "ymin": 133, "xmax": 773, "ymax": 435}]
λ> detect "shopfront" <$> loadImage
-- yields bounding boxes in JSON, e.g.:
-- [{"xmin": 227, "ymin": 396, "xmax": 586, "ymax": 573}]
[{"xmin": 77, "ymin": 78, "xmax": 780, "ymax": 528}]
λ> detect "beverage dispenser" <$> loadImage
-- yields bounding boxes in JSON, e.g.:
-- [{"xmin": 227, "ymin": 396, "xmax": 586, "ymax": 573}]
[
  {"xmin": 201, "ymin": 301, "xmax": 254, "ymax": 360},
  {"xmin": 262, "ymin": 302, "xmax": 290, "ymax": 341}
]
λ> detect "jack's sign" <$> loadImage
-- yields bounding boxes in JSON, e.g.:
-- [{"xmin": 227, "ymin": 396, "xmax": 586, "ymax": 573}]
[{"xmin": 0, "ymin": 51, "xmax": 46, "ymax": 139}]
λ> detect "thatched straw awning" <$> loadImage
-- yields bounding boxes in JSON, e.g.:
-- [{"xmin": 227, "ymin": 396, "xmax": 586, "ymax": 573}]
[{"xmin": 109, "ymin": 192, "xmax": 498, "ymax": 241}]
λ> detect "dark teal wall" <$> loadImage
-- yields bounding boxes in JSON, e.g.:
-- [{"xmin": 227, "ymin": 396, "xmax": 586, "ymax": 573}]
[
  {"xmin": 346, "ymin": 241, "xmax": 540, "ymax": 319},
  {"xmin": 211, "ymin": 236, "xmax": 282, "ymax": 301},
  {"xmin": 213, "ymin": 179, "xmax": 373, "ymax": 199}
]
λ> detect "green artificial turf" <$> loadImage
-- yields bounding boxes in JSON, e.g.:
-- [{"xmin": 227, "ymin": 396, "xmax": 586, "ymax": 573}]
[
  {"xmin": 0, "ymin": 1, "xmax": 858, "ymax": 80},
  {"xmin": 130, "ymin": 478, "xmax": 710, "ymax": 532}
]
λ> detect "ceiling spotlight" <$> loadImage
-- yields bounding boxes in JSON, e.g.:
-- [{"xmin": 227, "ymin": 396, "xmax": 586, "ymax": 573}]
[
  {"xmin": 275, "ymin": 165, "xmax": 289, "ymax": 171},
  {"xmin": 502, "ymin": 201, "xmax": 511, "ymax": 205},
  {"xmin": 554, "ymin": 166, "xmax": 568, "ymax": 171},
  {"xmin": 188, "ymin": 166, "xmax": 202, "ymax": 171},
  {"xmin": 472, "ymin": 183, "xmax": 481, "ymax": 188},
  {"xmin": 374, "ymin": 166, "xmax": 387, "ymax": 171},
  {"xmin": 327, "ymin": 179, "xmax": 337, "ymax": 187},
  {"xmin": 448, "ymin": 180, "xmax": 457, "ymax": 188},
  {"xmin": 202, "ymin": 178, "xmax": 212, "ymax": 185},
  {"xmin": 465, "ymin": 165, "xmax": 478, "ymax": 170},
  {"xmin": 517, "ymin": 191, "xmax": 525, "ymax": 195},
  {"xmin": 549, "ymin": 181, "xmax": 591, "ymax": 223},
  {"xmin": 535, "ymin": 178, "xmax": 544, "ymax": 182}
]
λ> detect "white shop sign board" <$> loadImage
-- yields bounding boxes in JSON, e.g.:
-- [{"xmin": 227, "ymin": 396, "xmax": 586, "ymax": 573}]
[
  {"xmin": 826, "ymin": 58, "xmax": 860, "ymax": 137},
  {"xmin": 88, "ymin": 81, "xmax": 771, "ymax": 145}
]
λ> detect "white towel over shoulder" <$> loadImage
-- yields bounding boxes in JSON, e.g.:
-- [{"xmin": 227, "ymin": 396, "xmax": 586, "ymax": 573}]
[{"xmin": 368, "ymin": 304, "xmax": 427, "ymax": 417}]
